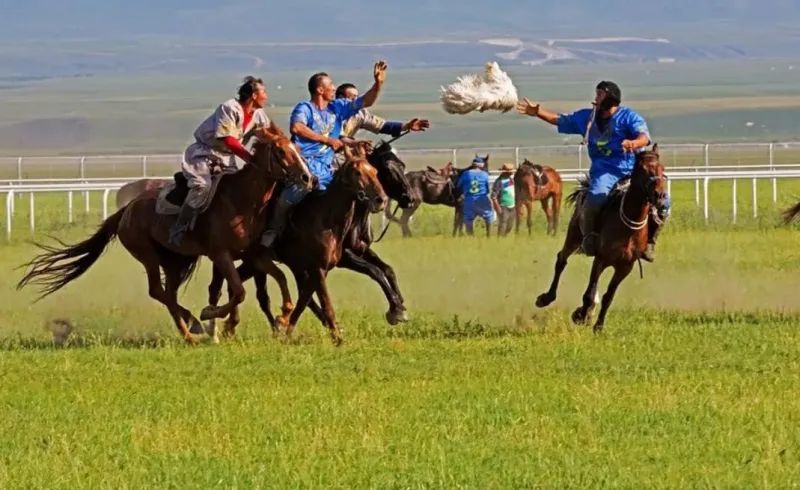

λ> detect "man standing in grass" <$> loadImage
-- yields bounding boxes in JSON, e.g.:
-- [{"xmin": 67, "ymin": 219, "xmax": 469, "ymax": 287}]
[
  {"xmin": 457, "ymin": 156, "xmax": 495, "ymax": 236},
  {"xmin": 492, "ymin": 163, "xmax": 516, "ymax": 237}
]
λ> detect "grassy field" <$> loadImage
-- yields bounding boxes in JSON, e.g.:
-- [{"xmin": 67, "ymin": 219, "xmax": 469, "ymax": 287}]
[{"xmin": 1, "ymin": 187, "xmax": 799, "ymax": 486}]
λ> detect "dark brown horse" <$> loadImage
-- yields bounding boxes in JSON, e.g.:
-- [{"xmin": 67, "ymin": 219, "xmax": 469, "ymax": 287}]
[
  {"xmin": 205, "ymin": 140, "xmax": 414, "ymax": 336},
  {"xmin": 17, "ymin": 127, "xmax": 313, "ymax": 344},
  {"xmin": 515, "ymin": 159, "xmax": 563, "ymax": 236},
  {"xmin": 534, "ymin": 146, "xmax": 666, "ymax": 332},
  {"xmin": 243, "ymin": 145, "xmax": 387, "ymax": 344}
]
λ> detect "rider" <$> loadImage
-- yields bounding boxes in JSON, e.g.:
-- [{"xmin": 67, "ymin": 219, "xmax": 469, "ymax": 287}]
[
  {"xmin": 457, "ymin": 156, "xmax": 495, "ymax": 236},
  {"xmin": 260, "ymin": 61, "xmax": 388, "ymax": 248},
  {"xmin": 516, "ymin": 81, "xmax": 669, "ymax": 261},
  {"xmin": 169, "ymin": 76, "xmax": 273, "ymax": 246},
  {"xmin": 336, "ymin": 82, "xmax": 430, "ymax": 141}
]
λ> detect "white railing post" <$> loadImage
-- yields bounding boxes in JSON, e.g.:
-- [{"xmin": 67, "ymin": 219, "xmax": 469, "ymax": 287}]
[
  {"xmin": 452, "ymin": 148, "xmax": 457, "ymax": 166},
  {"xmin": 695, "ymin": 168, "xmax": 700, "ymax": 207},
  {"xmin": 514, "ymin": 147, "xmax": 520, "ymax": 167},
  {"xmin": 5, "ymin": 190, "xmax": 13, "ymax": 239},
  {"xmin": 102, "ymin": 189, "xmax": 111, "ymax": 219},
  {"xmin": 769, "ymin": 143, "xmax": 776, "ymax": 203},
  {"xmin": 578, "ymin": 145, "xmax": 583, "ymax": 170},
  {"xmin": 81, "ymin": 156, "xmax": 89, "ymax": 213},
  {"xmin": 17, "ymin": 156, "xmax": 22, "ymax": 180},
  {"xmin": 752, "ymin": 178, "xmax": 757, "ymax": 219},
  {"xmin": 29, "ymin": 192, "xmax": 35, "ymax": 234},
  {"xmin": 732, "ymin": 179, "xmax": 737, "ymax": 224},
  {"xmin": 704, "ymin": 144, "xmax": 710, "ymax": 169},
  {"xmin": 142, "ymin": 155, "xmax": 148, "ymax": 177},
  {"xmin": 703, "ymin": 178, "xmax": 709, "ymax": 224},
  {"xmin": 68, "ymin": 191, "xmax": 74, "ymax": 223}
]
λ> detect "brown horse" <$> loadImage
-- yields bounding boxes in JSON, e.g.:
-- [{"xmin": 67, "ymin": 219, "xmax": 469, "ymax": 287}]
[
  {"xmin": 17, "ymin": 127, "xmax": 313, "ymax": 343},
  {"xmin": 783, "ymin": 201, "xmax": 800, "ymax": 224},
  {"xmin": 116, "ymin": 179, "xmax": 165, "ymax": 209},
  {"xmin": 534, "ymin": 146, "xmax": 666, "ymax": 332},
  {"xmin": 514, "ymin": 159, "xmax": 563, "ymax": 235},
  {"xmin": 212, "ymin": 145, "xmax": 388, "ymax": 344}
]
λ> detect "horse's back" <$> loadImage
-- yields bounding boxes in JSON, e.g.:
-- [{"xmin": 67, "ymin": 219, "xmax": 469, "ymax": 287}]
[{"xmin": 117, "ymin": 179, "xmax": 169, "ymax": 209}]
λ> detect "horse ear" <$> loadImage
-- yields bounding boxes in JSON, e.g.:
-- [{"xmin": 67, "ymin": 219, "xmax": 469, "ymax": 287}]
[
  {"xmin": 651, "ymin": 142, "xmax": 659, "ymax": 156},
  {"xmin": 426, "ymin": 166, "xmax": 438, "ymax": 173}
]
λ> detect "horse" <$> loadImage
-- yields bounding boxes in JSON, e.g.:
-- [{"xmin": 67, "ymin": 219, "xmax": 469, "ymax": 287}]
[
  {"xmin": 388, "ymin": 155, "xmax": 490, "ymax": 237},
  {"xmin": 17, "ymin": 127, "xmax": 313, "ymax": 344},
  {"xmin": 205, "ymin": 139, "xmax": 415, "ymax": 334},
  {"xmin": 212, "ymin": 144, "xmax": 387, "ymax": 345},
  {"xmin": 534, "ymin": 145, "xmax": 667, "ymax": 332},
  {"xmin": 514, "ymin": 159, "xmax": 563, "ymax": 236}
]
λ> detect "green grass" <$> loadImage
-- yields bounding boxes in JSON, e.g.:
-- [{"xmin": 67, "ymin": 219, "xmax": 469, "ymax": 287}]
[{"xmin": 1, "ymin": 173, "xmax": 800, "ymax": 486}]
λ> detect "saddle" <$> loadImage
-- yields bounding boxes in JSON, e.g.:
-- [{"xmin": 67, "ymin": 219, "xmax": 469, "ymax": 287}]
[
  {"xmin": 155, "ymin": 167, "xmax": 235, "ymax": 215},
  {"xmin": 520, "ymin": 162, "xmax": 549, "ymax": 187}
]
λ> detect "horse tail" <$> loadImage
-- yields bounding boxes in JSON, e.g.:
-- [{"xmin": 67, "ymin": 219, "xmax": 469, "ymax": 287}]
[
  {"xmin": 17, "ymin": 206, "xmax": 127, "ymax": 300},
  {"xmin": 783, "ymin": 200, "xmax": 800, "ymax": 224},
  {"xmin": 566, "ymin": 176, "xmax": 589, "ymax": 207}
]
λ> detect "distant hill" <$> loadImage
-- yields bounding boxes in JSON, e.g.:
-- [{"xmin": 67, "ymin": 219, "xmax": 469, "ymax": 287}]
[{"xmin": 0, "ymin": 0, "xmax": 798, "ymax": 77}]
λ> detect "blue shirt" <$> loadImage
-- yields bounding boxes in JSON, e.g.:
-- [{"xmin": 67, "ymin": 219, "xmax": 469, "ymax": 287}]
[
  {"xmin": 557, "ymin": 106, "xmax": 650, "ymax": 177},
  {"xmin": 457, "ymin": 168, "xmax": 491, "ymax": 199},
  {"xmin": 290, "ymin": 96, "xmax": 365, "ymax": 164}
]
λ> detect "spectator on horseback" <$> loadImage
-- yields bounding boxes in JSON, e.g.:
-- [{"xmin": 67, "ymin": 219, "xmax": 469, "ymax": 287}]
[
  {"xmin": 516, "ymin": 81, "xmax": 669, "ymax": 261},
  {"xmin": 491, "ymin": 163, "xmax": 516, "ymax": 236},
  {"xmin": 457, "ymin": 156, "xmax": 495, "ymax": 236},
  {"xmin": 260, "ymin": 61, "xmax": 388, "ymax": 248},
  {"xmin": 169, "ymin": 76, "xmax": 274, "ymax": 246}
]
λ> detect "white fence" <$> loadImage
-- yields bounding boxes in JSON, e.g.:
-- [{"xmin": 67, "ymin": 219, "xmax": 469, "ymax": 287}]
[{"xmin": 3, "ymin": 165, "xmax": 800, "ymax": 238}]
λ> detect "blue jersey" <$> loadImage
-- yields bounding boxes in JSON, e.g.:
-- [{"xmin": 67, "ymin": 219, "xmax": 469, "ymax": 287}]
[
  {"xmin": 457, "ymin": 168, "xmax": 491, "ymax": 199},
  {"xmin": 557, "ymin": 106, "xmax": 650, "ymax": 177},
  {"xmin": 289, "ymin": 96, "xmax": 364, "ymax": 164}
]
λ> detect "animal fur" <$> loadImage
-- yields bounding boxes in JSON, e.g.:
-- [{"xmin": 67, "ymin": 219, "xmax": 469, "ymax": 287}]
[{"xmin": 440, "ymin": 62, "xmax": 519, "ymax": 115}]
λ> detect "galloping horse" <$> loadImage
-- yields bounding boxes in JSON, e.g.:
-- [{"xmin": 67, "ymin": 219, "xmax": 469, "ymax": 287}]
[
  {"xmin": 206, "ymin": 140, "xmax": 414, "ymax": 333},
  {"xmin": 209, "ymin": 144, "xmax": 387, "ymax": 345},
  {"xmin": 534, "ymin": 145, "xmax": 667, "ymax": 332},
  {"xmin": 18, "ymin": 127, "xmax": 312, "ymax": 343},
  {"xmin": 514, "ymin": 159, "xmax": 563, "ymax": 235}
]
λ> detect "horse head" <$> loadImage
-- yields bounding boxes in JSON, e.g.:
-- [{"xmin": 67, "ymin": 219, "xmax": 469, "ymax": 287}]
[
  {"xmin": 340, "ymin": 146, "xmax": 388, "ymax": 213},
  {"xmin": 368, "ymin": 141, "xmax": 413, "ymax": 209},
  {"xmin": 631, "ymin": 143, "xmax": 667, "ymax": 209},
  {"xmin": 252, "ymin": 126, "xmax": 313, "ymax": 191}
]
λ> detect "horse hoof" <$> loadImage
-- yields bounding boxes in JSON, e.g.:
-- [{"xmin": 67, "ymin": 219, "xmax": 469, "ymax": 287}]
[
  {"xmin": 183, "ymin": 334, "xmax": 199, "ymax": 346},
  {"xmin": 199, "ymin": 306, "xmax": 217, "ymax": 321},
  {"xmin": 593, "ymin": 323, "xmax": 604, "ymax": 333},
  {"xmin": 571, "ymin": 308, "xmax": 587, "ymax": 325},
  {"xmin": 386, "ymin": 308, "xmax": 409, "ymax": 326},
  {"xmin": 188, "ymin": 316, "xmax": 204, "ymax": 335},
  {"xmin": 535, "ymin": 293, "xmax": 554, "ymax": 308},
  {"xmin": 204, "ymin": 319, "xmax": 216, "ymax": 337},
  {"xmin": 331, "ymin": 334, "xmax": 344, "ymax": 347}
]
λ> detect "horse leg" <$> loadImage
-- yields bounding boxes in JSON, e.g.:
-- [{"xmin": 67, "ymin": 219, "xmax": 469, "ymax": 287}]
[
  {"xmin": 205, "ymin": 265, "xmax": 225, "ymax": 342},
  {"xmin": 571, "ymin": 258, "xmax": 606, "ymax": 326},
  {"xmin": 162, "ymin": 263, "xmax": 199, "ymax": 345},
  {"xmin": 312, "ymin": 269, "xmax": 344, "ymax": 345},
  {"xmin": 526, "ymin": 201, "xmax": 533, "ymax": 236},
  {"xmin": 339, "ymin": 249, "xmax": 407, "ymax": 325},
  {"xmin": 399, "ymin": 207, "xmax": 415, "ymax": 238},
  {"xmin": 551, "ymin": 192, "xmax": 562, "ymax": 236},
  {"xmin": 540, "ymin": 198, "xmax": 553, "ymax": 235},
  {"xmin": 200, "ymin": 251, "xmax": 245, "ymax": 321},
  {"xmin": 515, "ymin": 202, "xmax": 523, "ymax": 235},
  {"xmin": 284, "ymin": 270, "xmax": 316, "ymax": 337},
  {"xmin": 535, "ymin": 216, "xmax": 582, "ymax": 308},
  {"xmin": 253, "ymin": 270, "xmax": 278, "ymax": 333},
  {"xmin": 258, "ymin": 259, "xmax": 294, "ymax": 327},
  {"xmin": 593, "ymin": 262, "xmax": 634, "ymax": 333}
]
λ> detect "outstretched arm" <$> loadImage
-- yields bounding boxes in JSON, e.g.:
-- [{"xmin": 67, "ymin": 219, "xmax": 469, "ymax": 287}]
[
  {"xmin": 516, "ymin": 97, "xmax": 559, "ymax": 126},
  {"xmin": 360, "ymin": 60, "xmax": 387, "ymax": 109}
]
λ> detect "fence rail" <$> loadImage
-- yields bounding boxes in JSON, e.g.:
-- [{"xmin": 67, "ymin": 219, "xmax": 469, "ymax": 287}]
[{"xmin": 3, "ymin": 166, "xmax": 800, "ymax": 239}]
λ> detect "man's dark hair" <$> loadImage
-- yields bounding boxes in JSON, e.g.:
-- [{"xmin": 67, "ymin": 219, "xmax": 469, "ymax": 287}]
[
  {"xmin": 237, "ymin": 76, "xmax": 264, "ymax": 102},
  {"xmin": 335, "ymin": 83, "xmax": 357, "ymax": 99},
  {"xmin": 596, "ymin": 80, "xmax": 622, "ymax": 108},
  {"xmin": 308, "ymin": 72, "xmax": 329, "ymax": 97}
]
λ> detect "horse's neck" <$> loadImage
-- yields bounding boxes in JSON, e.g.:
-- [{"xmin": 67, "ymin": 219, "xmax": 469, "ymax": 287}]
[
  {"xmin": 620, "ymin": 177, "xmax": 650, "ymax": 225},
  {"xmin": 318, "ymin": 184, "xmax": 358, "ymax": 235}
]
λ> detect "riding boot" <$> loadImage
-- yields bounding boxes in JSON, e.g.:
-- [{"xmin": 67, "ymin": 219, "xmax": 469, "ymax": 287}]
[
  {"xmin": 642, "ymin": 210, "xmax": 667, "ymax": 263},
  {"xmin": 260, "ymin": 199, "xmax": 293, "ymax": 248},
  {"xmin": 168, "ymin": 203, "xmax": 199, "ymax": 247},
  {"xmin": 579, "ymin": 203, "xmax": 601, "ymax": 256}
]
